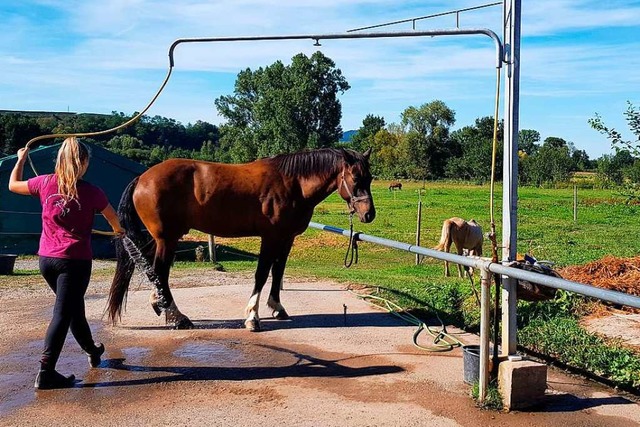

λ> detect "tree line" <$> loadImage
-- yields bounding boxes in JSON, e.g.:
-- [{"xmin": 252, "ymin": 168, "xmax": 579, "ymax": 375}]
[{"xmin": 2, "ymin": 51, "xmax": 638, "ymax": 192}]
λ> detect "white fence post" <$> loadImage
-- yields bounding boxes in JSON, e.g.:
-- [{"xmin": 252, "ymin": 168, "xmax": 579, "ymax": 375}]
[{"xmin": 479, "ymin": 266, "xmax": 492, "ymax": 402}]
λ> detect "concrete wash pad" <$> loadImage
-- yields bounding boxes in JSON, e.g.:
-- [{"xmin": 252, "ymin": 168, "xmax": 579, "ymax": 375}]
[{"xmin": 1, "ymin": 269, "xmax": 639, "ymax": 427}]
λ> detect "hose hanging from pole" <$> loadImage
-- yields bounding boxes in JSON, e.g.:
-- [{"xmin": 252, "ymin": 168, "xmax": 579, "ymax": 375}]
[
  {"xmin": 24, "ymin": 66, "xmax": 174, "ymax": 175},
  {"xmin": 488, "ymin": 66, "xmax": 502, "ymax": 264}
]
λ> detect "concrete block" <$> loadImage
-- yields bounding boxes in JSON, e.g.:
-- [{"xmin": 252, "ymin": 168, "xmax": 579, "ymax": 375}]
[{"xmin": 498, "ymin": 359, "xmax": 547, "ymax": 411}]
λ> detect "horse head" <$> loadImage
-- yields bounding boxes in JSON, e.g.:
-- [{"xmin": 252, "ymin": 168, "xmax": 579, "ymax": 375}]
[{"xmin": 337, "ymin": 148, "xmax": 376, "ymax": 223}]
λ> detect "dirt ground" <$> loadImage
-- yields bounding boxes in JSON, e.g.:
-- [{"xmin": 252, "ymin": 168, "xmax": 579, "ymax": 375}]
[{"xmin": 1, "ymin": 261, "xmax": 640, "ymax": 427}]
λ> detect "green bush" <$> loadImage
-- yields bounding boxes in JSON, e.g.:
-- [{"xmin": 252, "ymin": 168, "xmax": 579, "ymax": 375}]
[{"xmin": 519, "ymin": 316, "xmax": 640, "ymax": 389}]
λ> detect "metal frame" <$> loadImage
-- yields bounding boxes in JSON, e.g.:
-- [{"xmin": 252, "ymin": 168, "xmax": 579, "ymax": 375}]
[
  {"xmin": 168, "ymin": 29, "xmax": 503, "ymax": 69},
  {"xmin": 307, "ymin": 221, "xmax": 640, "ymax": 401},
  {"xmin": 164, "ymin": 1, "xmax": 525, "ymax": 402}
]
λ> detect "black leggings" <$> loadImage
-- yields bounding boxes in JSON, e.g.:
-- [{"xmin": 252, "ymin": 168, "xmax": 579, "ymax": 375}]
[{"xmin": 39, "ymin": 256, "xmax": 94, "ymax": 370}]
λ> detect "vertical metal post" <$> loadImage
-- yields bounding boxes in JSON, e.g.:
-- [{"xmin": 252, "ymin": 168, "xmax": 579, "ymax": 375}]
[
  {"xmin": 501, "ymin": 0, "xmax": 521, "ymax": 356},
  {"xmin": 415, "ymin": 199, "xmax": 422, "ymax": 265},
  {"xmin": 573, "ymin": 185, "xmax": 578, "ymax": 222},
  {"xmin": 208, "ymin": 234, "xmax": 216, "ymax": 263},
  {"xmin": 479, "ymin": 266, "xmax": 492, "ymax": 402}
]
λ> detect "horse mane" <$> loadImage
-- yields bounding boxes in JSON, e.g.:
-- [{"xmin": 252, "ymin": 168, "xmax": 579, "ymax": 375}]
[{"xmin": 270, "ymin": 148, "xmax": 358, "ymax": 179}]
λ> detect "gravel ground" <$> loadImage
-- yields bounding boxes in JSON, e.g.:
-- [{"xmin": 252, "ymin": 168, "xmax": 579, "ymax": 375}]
[{"xmin": 1, "ymin": 263, "xmax": 639, "ymax": 427}]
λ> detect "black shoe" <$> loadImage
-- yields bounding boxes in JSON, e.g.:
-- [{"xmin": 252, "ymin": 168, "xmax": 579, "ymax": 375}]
[
  {"xmin": 87, "ymin": 343, "xmax": 105, "ymax": 368},
  {"xmin": 34, "ymin": 369, "xmax": 76, "ymax": 390}
]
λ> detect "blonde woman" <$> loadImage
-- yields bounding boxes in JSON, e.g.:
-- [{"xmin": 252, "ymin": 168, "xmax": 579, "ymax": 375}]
[{"xmin": 9, "ymin": 137, "xmax": 124, "ymax": 390}]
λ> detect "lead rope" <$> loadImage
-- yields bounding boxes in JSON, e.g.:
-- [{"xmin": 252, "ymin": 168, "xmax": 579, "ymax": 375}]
[{"xmin": 344, "ymin": 212, "xmax": 359, "ymax": 268}]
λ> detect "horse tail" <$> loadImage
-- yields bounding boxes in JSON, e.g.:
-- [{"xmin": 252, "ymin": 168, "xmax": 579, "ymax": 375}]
[
  {"xmin": 107, "ymin": 176, "xmax": 153, "ymax": 323},
  {"xmin": 433, "ymin": 219, "xmax": 452, "ymax": 251}
]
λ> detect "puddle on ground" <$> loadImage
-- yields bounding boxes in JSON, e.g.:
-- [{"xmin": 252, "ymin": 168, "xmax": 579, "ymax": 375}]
[{"xmin": 173, "ymin": 341, "xmax": 245, "ymax": 366}]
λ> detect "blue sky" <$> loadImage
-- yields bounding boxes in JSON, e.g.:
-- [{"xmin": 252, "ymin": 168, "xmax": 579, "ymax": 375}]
[{"xmin": 2, "ymin": 1, "xmax": 639, "ymax": 159}]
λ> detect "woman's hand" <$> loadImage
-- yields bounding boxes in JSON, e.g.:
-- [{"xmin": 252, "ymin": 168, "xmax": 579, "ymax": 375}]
[
  {"xmin": 16, "ymin": 147, "xmax": 29, "ymax": 162},
  {"xmin": 8, "ymin": 148, "xmax": 31, "ymax": 195}
]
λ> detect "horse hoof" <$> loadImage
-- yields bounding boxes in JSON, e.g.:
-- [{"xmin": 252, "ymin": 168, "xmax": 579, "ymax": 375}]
[
  {"xmin": 272, "ymin": 309, "xmax": 290, "ymax": 320},
  {"xmin": 245, "ymin": 319, "xmax": 261, "ymax": 332},
  {"xmin": 173, "ymin": 318, "xmax": 194, "ymax": 330},
  {"xmin": 151, "ymin": 302, "xmax": 162, "ymax": 316}
]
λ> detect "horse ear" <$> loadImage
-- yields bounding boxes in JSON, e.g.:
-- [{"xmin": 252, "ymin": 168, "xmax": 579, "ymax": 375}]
[
  {"xmin": 342, "ymin": 148, "xmax": 355, "ymax": 164},
  {"xmin": 363, "ymin": 147, "xmax": 372, "ymax": 160}
]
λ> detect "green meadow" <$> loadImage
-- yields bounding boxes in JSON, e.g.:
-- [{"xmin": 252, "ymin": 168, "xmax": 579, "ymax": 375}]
[{"xmin": 199, "ymin": 180, "xmax": 640, "ymax": 281}]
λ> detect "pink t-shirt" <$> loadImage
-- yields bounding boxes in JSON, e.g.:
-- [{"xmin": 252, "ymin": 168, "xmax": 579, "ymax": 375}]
[{"xmin": 28, "ymin": 174, "xmax": 109, "ymax": 260}]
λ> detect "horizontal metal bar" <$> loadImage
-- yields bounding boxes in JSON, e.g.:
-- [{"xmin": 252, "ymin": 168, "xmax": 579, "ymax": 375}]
[
  {"xmin": 308, "ymin": 221, "xmax": 640, "ymax": 309},
  {"xmin": 169, "ymin": 28, "xmax": 503, "ymax": 69},
  {"xmin": 347, "ymin": 2, "xmax": 502, "ymax": 33}
]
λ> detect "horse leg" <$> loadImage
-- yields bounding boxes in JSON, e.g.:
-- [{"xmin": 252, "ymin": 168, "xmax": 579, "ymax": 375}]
[
  {"xmin": 267, "ymin": 238, "xmax": 294, "ymax": 320},
  {"xmin": 443, "ymin": 241, "xmax": 452, "ymax": 277},
  {"xmin": 244, "ymin": 239, "xmax": 277, "ymax": 332},
  {"xmin": 456, "ymin": 245, "xmax": 465, "ymax": 278},
  {"xmin": 152, "ymin": 238, "xmax": 194, "ymax": 329}
]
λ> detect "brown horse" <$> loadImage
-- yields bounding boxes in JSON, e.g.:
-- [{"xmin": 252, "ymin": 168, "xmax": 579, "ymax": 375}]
[
  {"xmin": 388, "ymin": 181, "xmax": 402, "ymax": 191},
  {"xmin": 433, "ymin": 217, "xmax": 483, "ymax": 277},
  {"xmin": 107, "ymin": 148, "xmax": 375, "ymax": 331}
]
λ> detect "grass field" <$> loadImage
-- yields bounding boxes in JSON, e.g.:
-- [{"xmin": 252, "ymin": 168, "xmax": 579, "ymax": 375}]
[{"xmin": 194, "ymin": 180, "xmax": 640, "ymax": 283}]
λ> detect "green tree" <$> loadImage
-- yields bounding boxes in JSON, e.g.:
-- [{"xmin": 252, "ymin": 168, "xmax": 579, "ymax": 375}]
[
  {"xmin": 543, "ymin": 136, "xmax": 568, "ymax": 149},
  {"xmin": 370, "ymin": 124, "xmax": 407, "ymax": 178},
  {"xmin": 589, "ymin": 102, "xmax": 640, "ymax": 200},
  {"xmin": 350, "ymin": 114, "xmax": 385, "ymax": 152},
  {"xmin": 520, "ymin": 141, "xmax": 574, "ymax": 186},
  {"xmin": 589, "ymin": 102, "xmax": 640, "ymax": 156},
  {"xmin": 447, "ymin": 116, "xmax": 503, "ymax": 183},
  {"xmin": 400, "ymin": 100, "xmax": 455, "ymax": 180},
  {"xmin": 571, "ymin": 149, "xmax": 592, "ymax": 171},
  {"xmin": 518, "ymin": 129, "xmax": 540, "ymax": 155},
  {"xmin": 0, "ymin": 114, "xmax": 44, "ymax": 155},
  {"xmin": 215, "ymin": 51, "xmax": 350, "ymax": 162}
]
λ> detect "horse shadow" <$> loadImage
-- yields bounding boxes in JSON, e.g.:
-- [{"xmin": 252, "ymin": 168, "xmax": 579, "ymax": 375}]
[
  {"xmin": 80, "ymin": 343, "xmax": 404, "ymax": 388},
  {"xmin": 121, "ymin": 311, "xmax": 420, "ymax": 331}
]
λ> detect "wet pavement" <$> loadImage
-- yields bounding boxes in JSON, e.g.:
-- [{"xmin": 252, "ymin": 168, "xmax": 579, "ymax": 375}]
[{"xmin": 1, "ymin": 271, "xmax": 639, "ymax": 427}]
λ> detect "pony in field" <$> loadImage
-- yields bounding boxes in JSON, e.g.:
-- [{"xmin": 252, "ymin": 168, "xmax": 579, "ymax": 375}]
[
  {"xmin": 388, "ymin": 182, "xmax": 402, "ymax": 191},
  {"xmin": 433, "ymin": 217, "xmax": 483, "ymax": 277},
  {"xmin": 107, "ymin": 148, "xmax": 375, "ymax": 331}
]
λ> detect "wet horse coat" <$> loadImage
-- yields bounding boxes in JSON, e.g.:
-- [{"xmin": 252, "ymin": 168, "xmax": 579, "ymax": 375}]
[{"xmin": 108, "ymin": 148, "xmax": 375, "ymax": 330}]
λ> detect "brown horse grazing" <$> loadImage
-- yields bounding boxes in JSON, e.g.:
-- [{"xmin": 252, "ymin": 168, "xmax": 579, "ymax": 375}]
[
  {"xmin": 388, "ymin": 181, "xmax": 402, "ymax": 191},
  {"xmin": 107, "ymin": 148, "xmax": 375, "ymax": 331},
  {"xmin": 433, "ymin": 217, "xmax": 483, "ymax": 277}
]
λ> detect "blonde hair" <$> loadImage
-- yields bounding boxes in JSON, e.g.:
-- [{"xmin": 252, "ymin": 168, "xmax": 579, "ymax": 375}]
[{"xmin": 55, "ymin": 137, "xmax": 90, "ymax": 201}]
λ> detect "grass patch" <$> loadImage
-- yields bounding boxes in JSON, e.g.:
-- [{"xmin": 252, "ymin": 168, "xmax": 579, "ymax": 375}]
[{"xmin": 472, "ymin": 380, "xmax": 503, "ymax": 410}]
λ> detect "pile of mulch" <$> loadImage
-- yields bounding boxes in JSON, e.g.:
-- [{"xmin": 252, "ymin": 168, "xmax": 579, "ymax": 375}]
[
  {"xmin": 559, "ymin": 256, "xmax": 640, "ymax": 313},
  {"xmin": 559, "ymin": 256, "xmax": 640, "ymax": 295}
]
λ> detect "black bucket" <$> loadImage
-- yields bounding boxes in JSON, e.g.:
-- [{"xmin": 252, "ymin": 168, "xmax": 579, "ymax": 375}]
[
  {"xmin": 0, "ymin": 254, "xmax": 17, "ymax": 275},
  {"xmin": 462, "ymin": 345, "xmax": 481, "ymax": 384}
]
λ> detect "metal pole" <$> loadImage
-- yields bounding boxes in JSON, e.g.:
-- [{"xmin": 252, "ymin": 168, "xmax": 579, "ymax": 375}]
[
  {"xmin": 208, "ymin": 234, "xmax": 216, "ymax": 263},
  {"xmin": 479, "ymin": 266, "xmax": 492, "ymax": 402},
  {"xmin": 169, "ymin": 29, "xmax": 503, "ymax": 70},
  {"xmin": 308, "ymin": 221, "xmax": 640, "ymax": 309},
  {"xmin": 415, "ymin": 198, "xmax": 422, "ymax": 265},
  {"xmin": 501, "ymin": 0, "xmax": 521, "ymax": 356},
  {"xmin": 573, "ymin": 185, "xmax": 578, "ymax": 222}
]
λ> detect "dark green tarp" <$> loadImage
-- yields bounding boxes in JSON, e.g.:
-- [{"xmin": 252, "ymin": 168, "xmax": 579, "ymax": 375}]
[{"xmin": 0, "ymin": 142, "xmax": 147, "ymax": 258}]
